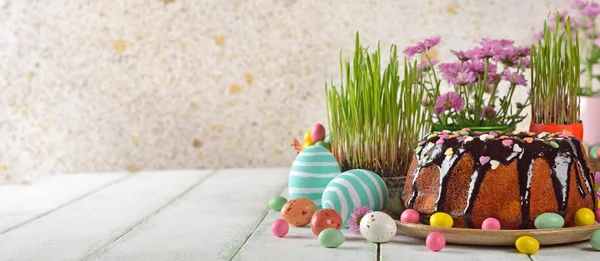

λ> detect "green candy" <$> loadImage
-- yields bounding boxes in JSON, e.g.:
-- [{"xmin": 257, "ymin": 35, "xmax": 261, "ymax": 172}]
[
  {"xmin": 414, "ymin": 146, "xmax": 422, "ymax": 154},
  {"xmin": 460, "ymin": 131, "xmax": 469, "ymax": 136},
  {"xmin": 316, "ymin": 141, "xmax": 330, "ymax": 149},
  {"xmin": 268, "ymin": 196, "xmax": 288, "ymax": 211},
  {"xmin": 323, "ymin": 133, "xmax": 331, "ymax": 144},
  {"xmin": 534, "ymin": 213, "xmax": 565, "ymax": 229},
  {"xmin": 390, "ymin": 196, "xmax": 405, "ymax": 215},
  {"xmin": 549, "ymin": 141, "xmax": 559, "ymax": 149},
  {"xmin": 591, "ymin": 230, "xmax": 600, "ymax": 251},
  {"xmin": 318, "ymin": 228, "xmax": 344, "ymax": 248}
]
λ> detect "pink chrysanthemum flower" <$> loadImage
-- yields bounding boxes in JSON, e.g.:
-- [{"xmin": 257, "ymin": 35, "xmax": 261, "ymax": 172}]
[
  {"xmin": 434, "ymin": 92, "xmax": 465, "ymax": 115},
  {"xmin": 594, "ymin": 171, "xmax": 600, "ymax": 185},
  {"xmin": 481, "ymin": 106, "xmax": 497, "ymax": 119},
  {"xmin": 403, "ymin": 42, "xmax": 426, "ymax": 59},
  {"xmin": 501, "ymin": 69, "xmax": 527, "ymax": 86},
  {"xmin": 424, "ymin": 36, "xmax": 441, "ymax": 48},
  {"xmin": 573, "ymin": 0, "xmax": 587, "ymax": 9},
  {"xmin": 452, "ymin": 70, "xmax": 476, "ymax": 86},
  {"xmin": 418, "ymin": 59, "xmax": 439, "ymax": 71},
  {"xmin": 581, "ymin": 2, "xmax": 600, "ymax": 18},
  {"xmin": 438, "ymin": 61, "xmax": 462, "ymax": 82},
  {"xmin": 348, "ymin": 206, "xmax": 372, "ymax": 235},
  {"xmin": 451, "ymin": 50, "xmax": 470, "ymax": 61}
]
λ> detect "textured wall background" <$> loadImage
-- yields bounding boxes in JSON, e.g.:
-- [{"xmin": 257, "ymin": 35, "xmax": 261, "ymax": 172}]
[{"xmin": 0, "ymin": 0, "xmax": 571, "ymax": 182}]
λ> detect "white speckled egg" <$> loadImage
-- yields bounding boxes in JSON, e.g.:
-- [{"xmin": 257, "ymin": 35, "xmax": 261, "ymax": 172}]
[
  {"xmin": 321, "ymin": 169, "xmax": 388, "ymax": 227},
  {"xmin": 288, "ymin": 145, "xmax": 341, "ymax": 209},
  {"xmin": 359, "ymin": 211, "xmax": 397, "ymax": 243}
]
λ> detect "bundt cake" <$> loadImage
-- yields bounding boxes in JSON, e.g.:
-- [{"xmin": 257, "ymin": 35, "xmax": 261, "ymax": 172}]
[{"xmin": 401, "ymin": 129, "xmax": 597, "ymax": 229}]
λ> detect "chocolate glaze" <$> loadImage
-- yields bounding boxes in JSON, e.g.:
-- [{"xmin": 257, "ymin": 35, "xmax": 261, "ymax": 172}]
[{"xmin": 406, "ymin": 131, "xmax": 597, "ymax": 229}]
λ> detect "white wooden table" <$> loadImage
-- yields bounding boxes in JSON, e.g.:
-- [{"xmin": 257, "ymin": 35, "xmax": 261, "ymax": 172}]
[{"xmin": 0, "ymin": 168, "xmax": 596, "ymax": 260}]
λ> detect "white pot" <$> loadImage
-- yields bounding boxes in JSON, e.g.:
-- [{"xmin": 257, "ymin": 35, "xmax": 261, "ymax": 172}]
[{"xmin": 580, "ymin": 96, "xmax": 600, "ymax": 159}]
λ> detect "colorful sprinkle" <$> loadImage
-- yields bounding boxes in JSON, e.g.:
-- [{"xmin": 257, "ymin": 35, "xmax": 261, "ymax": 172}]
[
  {"xmin": 524, "ymin": 137, "xmax": 534, "ymax": 143},
  {"xmin": 549, "ymin": 141, "xmax": 559, "ymax": 148},
  {"xmin": 444, "ymin": 148, "xmax": 454, "ymax": 157},
  {"xmin": 462, "ymin": 128, "xmax": 471, "ymax": 132},
  {"xmin": 479, "ymin": 156, "xmax": 491, "ymax": 165},
  {"xmin": 457, "ymin": 136, "xmax": 466, "ymax": 142},
  {"xmin": 415, "ymin": 146, "xmax": 423, "ymax": 154},
  {"xmin": 513, "ymin": 144, "xmax": 523, "ymax": 152},
  {"xmin": 499, "ymin": 135, "xmax": 509, "ymax": 139},
  {"xmin": 535, "ymin": 138, "xmax": 544, "ymax": 141},
  {"xmin": 528, "ymin": 132, "xmax": 536, "ymax": 136},
  {"xmin": 474, "ymin": 131, "xmax": 482, "ymax": 135},
  {"xmin": 512, "ymin": 130, "xmax": 522, "ymax": 135},
  {"xmin": 460, "ymin": 131, "xmax": 469, "ymax": 136},
  {"xmin": 449, "ymin": 134, "xmax": 459, "ymax": 139},
  {"xmin": 490, "ymin": 160, "xmax": 500, "ymax": 170},
  {"xmin": 548, "ymin": 133, "xmax": 556, "ymax": 138},
  {"xmin": 559, "ymin": 133, "xmax": 570, "ymax": 138},
  {"xmin": 418, "ymin": 140, "xmax": 426, "ymax": 146},
  {"xmin": 562, "ymin": 129, "xmax": 573, "ymax": 135},
  {"xmin": 488, "ymin": 132, "xmax": 498, "ymax": 138},
  {"xmin": 427, "ymin": 134, "xmax": 438, "ymax": 140},
  {"xmin": 502, "ymin": 140, "xmax": 513, "ymax": 147},
  {"xmin": 464, "ymin": 137, "xmax": 474, "ymax": 143},
  {"xmin": 436, "ymin": 139, "xmax": 445, "ymax": 145},
  {"xmin": 423, "ymin": 155, "xmax": 430, "ymax": 162},
  {"xmin": 537, "ymin": 132, "xmax": 549, "ymax": 138},
  {"xmin": 479, "ymin": 134, "xmax": 489, "ymax": 141},
  {"xmin": 488, "ymin": 135, "xmax": 495, "ymax": 140}
]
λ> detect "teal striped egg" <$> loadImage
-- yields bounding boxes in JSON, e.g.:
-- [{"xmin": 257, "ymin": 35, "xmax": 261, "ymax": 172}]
[
  {"xmin": 288, "ymin": 145, "xmax": 341, "ymax": 209},
  {"xmin": 321, "ymin": 169, "xmax": 388, "ymax": 227}
]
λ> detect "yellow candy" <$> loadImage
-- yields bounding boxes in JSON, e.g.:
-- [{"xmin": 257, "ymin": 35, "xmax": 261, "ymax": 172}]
[
  {"xmin": 575, "ymin": 208, "xmax": 595, "ymax": 226},
  {"xmin": 302, "ymin": 142, "xmax": 312, "ymax": 148},
  {"xmin": 515, "ymin": 236, "xmax": 539, "ymax": 254},
  {"xmin": 430, "ymin": 212, "xmax": 453, "ymax": 228},
  {"xmin": 304, "ymin": 130, "xmax": 312, "ymax": 143}
]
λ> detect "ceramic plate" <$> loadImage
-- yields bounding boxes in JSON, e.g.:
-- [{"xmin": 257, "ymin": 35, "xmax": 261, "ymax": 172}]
[{"xmin": 395, "ymin": 221, "xmax": 600, "ymax": 246}]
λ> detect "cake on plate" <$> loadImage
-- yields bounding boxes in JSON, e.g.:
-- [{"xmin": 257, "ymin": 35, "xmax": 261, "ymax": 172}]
[{"xmin": 401, "ymin": 130, "xmax": 597, "ymax": 229}]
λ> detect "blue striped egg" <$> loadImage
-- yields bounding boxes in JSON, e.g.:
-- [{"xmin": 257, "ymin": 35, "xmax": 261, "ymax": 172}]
[
  {"xmin": 321, "ymin": 169, "xmax": 388, "ymax": 227},
  {"xmin": 288, "ymin": 145, "xmax": 341, "ymax": 209}
]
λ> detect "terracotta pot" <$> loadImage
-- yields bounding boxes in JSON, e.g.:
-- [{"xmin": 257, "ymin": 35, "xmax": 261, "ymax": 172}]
[
  {"xmin": 529, "ymin": 121, "xmax": 584, "ymax": 141},
  {"xmin": 581, "ymin": 96, "xmax": 600, "ymax": 159}
]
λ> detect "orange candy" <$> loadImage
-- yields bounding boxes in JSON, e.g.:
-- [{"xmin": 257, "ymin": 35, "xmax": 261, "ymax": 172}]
[
  {"xmin": 280, "ymin": 198, "xmax": 317, "ymax": 227},
  {"xmin": 310, "ymin": 209, "xmax": 343, "ymax": 236},
  {"xmin": 499, "ymin": 135, "xmax": 509, "ymax": 139},
  {"xmin": 524, "ymin": 137, "xmax": 534, "ymax": 143}
]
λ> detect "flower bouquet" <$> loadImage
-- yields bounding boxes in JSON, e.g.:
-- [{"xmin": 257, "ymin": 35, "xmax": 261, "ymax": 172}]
[{"xmin": 404, "ymin": 36, "xmax": 531, "ymax": 132}]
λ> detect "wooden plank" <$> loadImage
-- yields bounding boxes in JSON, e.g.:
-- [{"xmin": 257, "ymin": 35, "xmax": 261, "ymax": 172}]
[
  {"xmin": 86, "ymin": 168, "xmax": 289, "ymax": 261},
  {"xmin": 230, "ymin": 200, "xmax": 378, "ymax": 261},
  {"xmin": 380, "ymin": 234, "xmax": 532, "ymax": 261},
  {"xmin": 530, "ymin": 241, "xmax": 597, "ymax": 261},
  {"xmin": 0, "ymin": 172, "xmax": 127, "ymax": 234},
  {"xmin": 0, "ymin": 169, "xmax": 214, "ymax": 261}
]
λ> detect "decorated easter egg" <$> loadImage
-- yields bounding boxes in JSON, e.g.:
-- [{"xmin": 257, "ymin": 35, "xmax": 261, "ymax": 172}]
[
  {"xmin": 268, "ymin": 196, "xmax": 288, "ymax": 211},
  {"xmin": 515, "ymin": 236, "xmax": 539, "ymax": 254},
  {"xmin": 272, "ymin": 219, "xmax": 289, "ymax": 238},
  {"xmin": 400, "ymin": 209, "xmax": 420, "ymax": 223},
  {"xmin": 321, "ymin": 169, "xmax": 388, "ymax": 227},
  {"xmin": 289, "ymin": 145, "xmax": 341, "ymax": 209},
  {"xmin": 311, "ymin": 123, "xmax": 326, "ymax": 142},
  {"xmin": 575, "ymin": 208, "xmax": 595, "ymax": 226},
  {"xmin": 318, "ymin": 228, "xmax": 344, "ymax": 248},
  {"xmin": 534, "ymin": 213, "xmax": 564, "ymax": 229},
  {"xmin": 481, "ymin": 218, "xmax": 501, "ymax": 230},
  {"xmin": 280, "ymin": 198, "xmax": 317, "ymax": 227},
  {"xmin": 310, "ymin": 209, "xmax": 342, "ymax": 236},
  {"xmin": 430, "ymin": 212, "xmax": 453, "ymax": 228},
  {"xmin": 426, "ymin": 232, "xmax": 446, "ymax": 252},
  {"xmin": 590, "ymin": 230, "xmax": 600, "ymax": 251},
  {"xmin": 359, "ymin": 211, "xmax": 397, "ymax": 243}
]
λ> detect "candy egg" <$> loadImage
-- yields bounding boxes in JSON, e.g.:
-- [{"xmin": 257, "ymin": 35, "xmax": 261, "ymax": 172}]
[
  {"xmin": 311, "ymin": 123, "xmax": 326, "ymax": 142},
  {"xmin": 400, "ymin": 209, "xmax": 420, "ymax": 223},
  {"xmin": 272, "ymin": 219, "xmax": 289, "ymax": 238},
  {"xmin": 390, "ymin": 197, "xmax": 405, "ymax": 215},
  {"xmin": 534, "ymin": 213, "xmax": 564, "ymax": 229},
  {"xmin": 426, "ymin": 232, "xmax": 446, "ymax": 252},
  {"xmin": 481, "ymin": 217, "xmax": 501, "ymax": 230},
  {"xmin": 575, "ymin": 208, "xmax": 595, "ymax": 226},
  {"xmin": 268, "ymin": 196, "xmax": 288, "ymax": 211},
  {"xmin": 304, "ymin": 130, "xmax": 312, "ymax": 142},
  {"xmin": 595, "ymin": 209, "xmax": 600, "ymax": 223},
  {"xmin": 359, "ymin": 211, "xmax": 397, "ymax": 243},
  {"xmin": 280, "ymin": 198, "xmax": 317, "ymax": 227},
  {"xmin": 515, "ymin": 236, "xmax": 540, "ymax": 254},
  {"xmin": 311, "ymin": 209, "xmax": 343, "ymax": 236},
  {"xmin": 590, "ymin": 230, "xmax": 600, "ymax": 251},
  {"xmin": 318, "ymin": 228, "xmax": 344, "ymax": 248},
  {"xmin": 430, "ymin": 212, "xmax": 453, "ymax": 228}
]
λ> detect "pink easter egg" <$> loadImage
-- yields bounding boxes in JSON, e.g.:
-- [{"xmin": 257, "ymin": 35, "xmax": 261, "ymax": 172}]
[
  {"xmin": 400, "ymin": 209, "xmax": 421, "ymax": 223},
  {"xmin": 310, "ymin": 123, "xmax": 326, "ymax": 142},
  {"xmin": 272, "ymin": 218, "xmax": 289, "ymax": 238},
  {"xmin": 481, "ymin": 217, "xmax": 501, "ymax": 230},
  {"xmin": 426, "ymin": 232, "xmax": 446, "ymax": 252},
  {"xmin": 595, "ymin": 209, "xmax": 600, "ymax": 223}
]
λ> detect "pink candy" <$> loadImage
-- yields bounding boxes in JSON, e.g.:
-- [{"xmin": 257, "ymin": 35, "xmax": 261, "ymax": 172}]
[
  {"xmin": 502, "ymin": 140, "xmax": 513, "ymax": 147},
  {"xmin": 400, "ymin": 209, "xmax": 421, "ymax": 223},
  {"xmin": 481, "ymin": 217, "xmax": 501, "ymax": 230},
  {"xmin": 595, "ymin": 209, "xmax": 600, "ymax": 223},
  {"xmin": 436, "ymin": 139, "xmax": 445, "ymax": 145},
  {"xmin": 426, "ymin": 232, "xmax": 446, "ymax": 252},
  {"xmin": 479, "ymin": 156, "xmax": 491, "ymax": 165},
  {"xmin": 311, "ymin": 123, "xmax": 326, "ymax": 142},
  {"xmin": 272, "ymin": 218, "xmax": 289, "ymax": 238}
]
